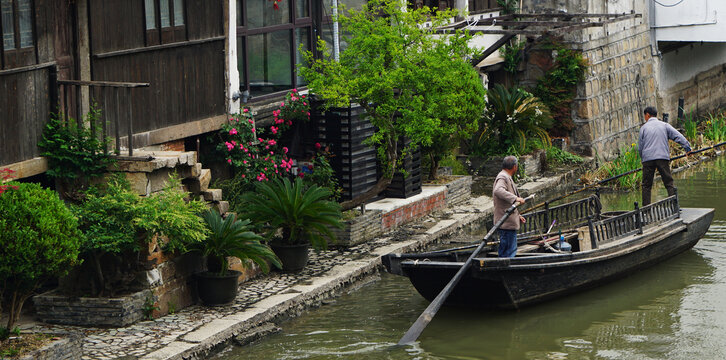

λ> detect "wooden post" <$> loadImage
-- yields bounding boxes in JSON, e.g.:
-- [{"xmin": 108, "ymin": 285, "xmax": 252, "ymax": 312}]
[
  {"xmin": 634, "ymin": 202, "xmax": 643, "ymax": 235},
  {"xmin": 127, "ymin": 87, "xmax": 133, "ymax": 156},
  {"xmin": 114, "ymin": 87, "xmax": 121, "ymax": 155},
  {"xmin": 587, "ymin": 216, "xmax": 598, "ymax": 249}
]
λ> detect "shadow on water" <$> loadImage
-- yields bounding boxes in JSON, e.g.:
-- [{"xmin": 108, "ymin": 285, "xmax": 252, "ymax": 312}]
[{"xmin": 217, "ymin": 157, "xmax": 726, "ymax": 360}]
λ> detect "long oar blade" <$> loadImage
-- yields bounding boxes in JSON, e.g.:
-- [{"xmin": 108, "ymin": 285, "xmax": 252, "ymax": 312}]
[{"xmin": 398, "ymin": 195, "xmax": 534, "ymax": 345}]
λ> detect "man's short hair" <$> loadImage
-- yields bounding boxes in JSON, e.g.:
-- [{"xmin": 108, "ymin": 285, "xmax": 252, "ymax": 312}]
[
  {"xmin": 643, "ymin": 106, "xmax": 657, "ymax": 117},
  {"xmin": 502, "ymin": 156, "xmax": 518, "ymax": 170}
]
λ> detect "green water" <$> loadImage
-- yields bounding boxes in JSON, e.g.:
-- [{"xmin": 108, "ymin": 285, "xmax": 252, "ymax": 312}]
[{"xmin": 217, "ymin": 157, "xmax": 726, "ymax": 360}]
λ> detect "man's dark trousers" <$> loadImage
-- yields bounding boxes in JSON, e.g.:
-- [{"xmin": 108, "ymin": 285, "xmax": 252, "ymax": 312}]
[{"xmin": 641, "ymin": 159, "xmax": 676, "ymax": 206}]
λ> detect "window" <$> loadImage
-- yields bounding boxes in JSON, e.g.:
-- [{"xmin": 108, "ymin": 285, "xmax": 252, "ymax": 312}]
[
  {"xmin": 468, "ymin": 0, "xmax": 497, "ymax": 13},
  {"xmin": 144, "ymin": 0, "xmax": 186, "ymax": 46},
  {"xmin": 237, "ymin": 0, "xmax": 312, "ymax": 98},
  {"xmin": 1, "ymin": 0, "xmax": 35, "ymax": 69}
]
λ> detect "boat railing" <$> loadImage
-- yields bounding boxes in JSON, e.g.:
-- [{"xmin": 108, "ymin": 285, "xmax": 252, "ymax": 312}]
[
  {"xmin": 587, "ymin": 195, "xmax": 680, "ymax": 248},
  {"xmin": 519, "ymin": 194, "xmax": 602, "ymax": 238}
]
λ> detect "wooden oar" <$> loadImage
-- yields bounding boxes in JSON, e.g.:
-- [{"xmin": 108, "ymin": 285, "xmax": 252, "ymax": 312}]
[
  {"xmin": 522, "ymin": 141, "xmax": 726, "ymax": 214},
  {"xmin": 397, "ymin": 194, "xmax": 535, "ymax": 345}
]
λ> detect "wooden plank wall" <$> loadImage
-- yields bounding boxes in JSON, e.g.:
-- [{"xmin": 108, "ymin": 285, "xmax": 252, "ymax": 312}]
[
  {"xmin": 0, "ymin": 69, "xmax": 50, "ymax": 166},
  {"xmin": 92, "ymin": 41, "xmax": 225, "ymax": 135},
  {"xmin": 89, "ymin": 0, "xmax": 225, "ymax": 137}
]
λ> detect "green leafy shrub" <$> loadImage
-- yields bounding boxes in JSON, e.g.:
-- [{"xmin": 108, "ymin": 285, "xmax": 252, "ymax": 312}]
[
  {"xmin": 37, "ymin": 107, "xmax": 115, "ymax": 200},
  {"xmin": 191, "ymin": 210, "xmax": 281, "ymax": 276},
  {"xmin": 72, "ymin": 174, "xmax": 208, "ymax": 296},
  {"xmin": 241, "ymin": 177, "xmax": 343, "ymax": 250},
  {"xmin": 475, "ymin": 84, "xmax": 552, "ymax": 156},
  {"xmin": 704, "ymin": 113, "xmax": 726, "ymax": 143},
  {"xmin": 501, "ymin": 41, "xmax": 526, "ymax": 75},
  {"xmin": 681, "ymin": 110, "xmax": 698, "ymax": 142},
  {"xmin": 531, "ymin": 39, "xmax": 588, "ymax": 135},
  {"xmin": 598, "ymin": 144, "xmax": 642, "ymax": 188},
  {"xmin": 0, "ymin": 183, "xmax": 82, "ymax": 330},
  {"xmin": 546, "ymin": 146, "xmax": 585, "ymax": 165}
]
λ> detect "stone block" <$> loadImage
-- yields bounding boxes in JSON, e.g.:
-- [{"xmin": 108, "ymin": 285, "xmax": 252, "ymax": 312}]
[
  {"xmin": 202, "ymin": 188, "xmax": 223, "ymax": 202},
  {"xmin": 185, "ymin": 168, "xmax": 212, "ymax": 193},
  {"xmin": 148, "ymin": 168, "xmax": 173, "ymax": 193},
  {"xmin": 33, "ymin": 289, "xmax": 152, "ymax": 327},
  {"xmin": 213, "ymin": 200, "xmax": 230, "ymax": 214},
  {"xmin": 125, "ymin": 172, "xmax": 151, "ymax": 196}
]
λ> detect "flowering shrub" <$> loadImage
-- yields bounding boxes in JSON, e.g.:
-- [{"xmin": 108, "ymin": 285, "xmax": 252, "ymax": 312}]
[
  {"xmin": 272, "ymin": 89, "xmax": 310, "ymax": 132},
  {"xmin": 300, "ymin": 145, "xmax": 342, "ymax": 200},
  {"xmin": 0, "ymin": 168, "xmax": 18, "ymax": 196},
  {"xmin": 217, "ymin": 109, "xmax": 294, "ymax": 183}
]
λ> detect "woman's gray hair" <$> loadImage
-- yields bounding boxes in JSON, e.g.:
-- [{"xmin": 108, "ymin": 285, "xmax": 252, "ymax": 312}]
[{"xmin": 502, "ymin": 156, "xmax": 518, "ymax": 170}]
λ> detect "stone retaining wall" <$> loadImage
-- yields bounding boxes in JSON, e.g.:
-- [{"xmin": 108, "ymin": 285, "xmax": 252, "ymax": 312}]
[
  {"xmin": 19, "ymin": 333, "xmax": 82, "ymax": 360},
  {"xmin": 33, "ymin": 290, "xmax": 152, "ymax": 327},
  {"xmin": 330, "ymin": 210, "xmax": 384, "ymax": 247},
  {"xmin": 442, "ymin": 175, "xmax": 472, "ymax": 207}
]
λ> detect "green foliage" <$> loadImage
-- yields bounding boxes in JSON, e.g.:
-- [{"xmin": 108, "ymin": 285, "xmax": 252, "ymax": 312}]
[
  {"xmin": 300, "ymin": 149, "xmax": 343, "ymax": 200},
  {"xmin": 241, "ymin": 178, "xmax": 344, "ymax": 250},
  {"xmin": 191, "ymin": 210, "xmax": 281, "ymax": 276},
  {"xmin": 682, "ymin": 110, "xmax": 698, "ymax": 141},
  {"xmin": 276, "ymin": 89, "xmax": 311, "ymax": 125},
  {"xmin": 600, "ymin": 144, "xmax": 642, "ymax": 188},
  {"xmin": 502, "ymin": 41, "xmax": 526, "ymax": 75},
  {"xmin": 72, "ymin": 174, "xmax": 208, "ymax": 294},
  {"xmin": 299, "ymin": 0, "xmax": 484, "ymax": 184},
  {"xmin": 546, "ymin": 146, "xmax": 584, "ymax": 165},
  {"xmin": 531, "ymin": 40, "xmax": 588, "ymax": 135},
  {"xmin": 142, "ymin": 294, "xmax": 159, "ymax": 321},
  {"xmin": 497, "ymin": 0, "xmax": 518, "ymax": 14},
  {"xmin": 37, "ymin": 107, "xmax": 115, "ymax": 187},
  {"xmin": 704, "ymin": 113, "xmax": 726, "ymax": 143},
  {"xmin": 475, "ymin": 84, "xmax": 552, "ymax": 155},
  {"xmin": 167, "ymin": 301, "xmax": 177, "ymax": 315},
  {"xmin": 0, "ymin": 182, "xmax": 82, "ymax": 329}
]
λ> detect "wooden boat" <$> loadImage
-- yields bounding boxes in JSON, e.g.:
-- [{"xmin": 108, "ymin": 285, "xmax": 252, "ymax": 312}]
[{"xmin": 382, "ymin": 194, "xmax": 715, "ymax": 309}]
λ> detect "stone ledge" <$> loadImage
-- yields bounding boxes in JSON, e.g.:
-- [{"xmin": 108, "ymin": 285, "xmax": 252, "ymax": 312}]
[{"xmin": 19, "ymin": 333, "xmax": 82, "ymax": 360}]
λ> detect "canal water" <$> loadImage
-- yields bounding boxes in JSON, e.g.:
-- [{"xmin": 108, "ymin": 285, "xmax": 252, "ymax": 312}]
[{"xmin": 217, "ymin": 157, "xmax": 726, "ymax": 360}]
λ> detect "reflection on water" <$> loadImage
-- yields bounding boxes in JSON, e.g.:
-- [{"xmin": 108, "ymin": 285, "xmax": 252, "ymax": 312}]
[{"xmin": 217, "ymin": 157, "xmax": 726, "ymax": 360}]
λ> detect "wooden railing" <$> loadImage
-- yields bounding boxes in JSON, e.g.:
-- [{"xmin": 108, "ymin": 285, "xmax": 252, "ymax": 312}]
[
  {"xmin": 519, "ymin": 194, "xmax": 602, "ymax": 237},
  {"xmin": 587, "ymin": 195, "xmax": 680, "ymax": 248},
  {"xmin": 51, "ymin": 68, "xmax": 149, "ymax": 157}
]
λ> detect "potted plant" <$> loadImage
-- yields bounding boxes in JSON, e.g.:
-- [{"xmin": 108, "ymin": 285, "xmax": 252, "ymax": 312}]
[
  {"xmin": 242, "ymin": 177, "xmax": 344, "ymax": 271},
  {"xmin": 192, "ymin": 209, "xmax": 281, "ymax": 305}
]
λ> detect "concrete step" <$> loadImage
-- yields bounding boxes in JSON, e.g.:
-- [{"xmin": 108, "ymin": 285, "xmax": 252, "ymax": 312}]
[
  {"xmin": 185, "ymin": 168, "xmax": 211, "ymax": 193},
  {"xmin": 201, "ymin": 188, "xmax": 223, "ymax": 202}
]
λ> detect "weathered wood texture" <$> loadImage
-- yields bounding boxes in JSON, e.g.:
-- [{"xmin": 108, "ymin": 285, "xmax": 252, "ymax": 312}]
[
  {"xmin": 0, "ymin": 68, "xmax": 51, "ymax": 166},
  {"xmin": 91, "ymin": 40, "xmax": 225, "ymax": 136},
  {"xmin": 88, "ymin": 0, "xmax": 225, "ymax": 142}
]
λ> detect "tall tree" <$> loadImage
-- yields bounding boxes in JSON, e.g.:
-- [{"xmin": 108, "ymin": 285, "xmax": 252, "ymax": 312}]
[{"xmin": 300, "ymin": 0, "xmax": 486, "ymax": 209}]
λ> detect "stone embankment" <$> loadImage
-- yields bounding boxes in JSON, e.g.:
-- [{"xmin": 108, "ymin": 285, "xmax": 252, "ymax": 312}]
[{"xmin": 28, "ymin": 165, "xmax": 591, "ymax": 360}]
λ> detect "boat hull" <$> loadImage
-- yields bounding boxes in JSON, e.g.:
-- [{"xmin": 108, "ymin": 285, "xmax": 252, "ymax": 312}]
[{"xmin": 396, "ymin": 207, "xmax": 714, "ymax": 309}]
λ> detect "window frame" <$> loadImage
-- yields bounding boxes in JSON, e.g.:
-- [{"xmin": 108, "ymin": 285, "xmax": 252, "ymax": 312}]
[
  {"xmin": 236, "ymin": 0, "xmax": 313, "ymax": 102},
  {"xmin": 0, "ymin": 0, "xmax": 37, "ymax": 70},
  {"xmin": 143, "ymin": 0, "xmax": 187, "ymax": 46}
]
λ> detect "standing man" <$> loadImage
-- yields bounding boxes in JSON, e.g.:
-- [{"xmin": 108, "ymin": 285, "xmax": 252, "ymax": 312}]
[
  {"xmin": 639, "ymin": 106, "xmax": 692, "ymax": 206},
  {"xmin": 492, "ymin": 156, "xmax": 526, "ymax": 258}
]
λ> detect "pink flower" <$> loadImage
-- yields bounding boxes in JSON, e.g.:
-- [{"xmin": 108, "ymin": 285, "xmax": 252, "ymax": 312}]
[
  {"xmin": 264, "ymin": 167, "xmax": 268, "ymax": 171},
  {"xmin": 258, "ymin": 138, "xmax": 264, "ymax": 142},
  {"xmin": 270, "ymin": 151, "xmax": 274, "ymax": 155},
  {"xmin": 243, "ymin": 108, "xmax": 249, "ymax": 113},
  {"xmin": 265, "ymin": 145, "xmax": 269, "ymax": 150},
  {"xmin": 298, "ymin": 172, "xmax": 305, "ymax": 178},
  {"xmin": 251, "ymin": 128, "xmax": 255, "ymax": 133},
  {"xmin": 268, "ymin": 139, "xmax": 277, "ymax": 146},
  {"xmin": 225, "ymin": 142, "xmax": 234, "ymax": 151},
  {"xmin": 306, "ymin": 112, "xmax": 310, "ymax": 116},
  {"xmin": 291, "ymin": 96, "xmax": 298, "ymax": 101},
  {"xmin": 248, "ymin": 119, "xmax": 253, "ymax": 124},
  {"xmin": 315, "ymin": 142, "xmax": 321, "ymax": 150},
  {"xmin": 243, "ymin": 160, "xmax": 248, "ymax": 164},
  {"xmin": 283, "ymin": 147, "xmax": 289, "ymax": 154},
  {"xmin": 271, "ymin": 126, "xmax": 278, "ymax": 134},
  {"xmin": 303, "ymin": 102, "xmax": 307, "ymax": 106},
  {"xmin": 287, "ymin": 120, "xmax": 292, "ymax": 126},
  {"xmin": 241, "ymin": 174, "xmax": 246, "ymax": 178},
  {"xmin": 292, "ymin": 89, "xmax": 297, "ymax": 93},
  {"xmin": 274, "ymin": 164, "xmax": 278, "ymax": 168},
  {"xmin": 227, "ymin": 159, "xmax": 232, "ymax": 164},
  {"xmin": 229, "ymin": 128, "xmax": 238, "ymax": 135},
  {"xmin": 281, "ymin": 102, "xmax": 285, "ymax": 107},
  {"xmin": 301, "ymin": 95, "xmax": 306, "ymax": 98},
  {"xmin": 275, "ymin": 118, "xmax": 284, "ymax": 124}
]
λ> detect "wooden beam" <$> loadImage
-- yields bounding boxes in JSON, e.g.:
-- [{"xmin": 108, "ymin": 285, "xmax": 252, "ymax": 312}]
[{"xmin": 57, "ymin": 80, "xmax": 150, "ymax": 88}]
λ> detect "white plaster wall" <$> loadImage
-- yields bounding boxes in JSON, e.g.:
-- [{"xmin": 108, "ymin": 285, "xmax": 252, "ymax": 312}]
[
  {"xmin": 656, "ymin": 42, "xmax": 726, "ymax": 89},
  {"xmin": 227, "ymin": 0, "xmax": 241, "ymax": 115},
  {"xmin": 654, "ymin": 0, "xmax": 726, "ymax": 42}
]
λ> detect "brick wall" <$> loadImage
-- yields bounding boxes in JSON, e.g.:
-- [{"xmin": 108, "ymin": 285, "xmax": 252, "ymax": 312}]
[{"xmin": 381, "ymin": 191, "xmax": 446, "ymax": 230}]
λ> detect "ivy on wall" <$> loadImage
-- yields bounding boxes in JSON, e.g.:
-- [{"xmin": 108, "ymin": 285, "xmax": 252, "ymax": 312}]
[{"xmin": 531, "ymin": 39, "xmax": 589, "ymax": 136}]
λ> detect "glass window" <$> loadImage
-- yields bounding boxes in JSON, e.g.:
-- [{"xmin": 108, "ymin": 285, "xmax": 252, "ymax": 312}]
[
  {"xmin": 296, "ymin": 0, "xmax": 309, "ymax": 18},
  {"xmin": 246, "ymin": 0, "xmax": 289, "ymax": 29},
  {"xmin": 173, "ymin": 0, "xmax": 184, "ymax": 26},
  {"xmin": 1, "ymin": 0, "xmax": 14, "ymax": 50},
  {"xmin": 17, "ymin": 0, "xmax": 32, "ymax": 48},
  {"xmin": 295, "ymin": 27, "xmax": 310, "ymax": 86},
  {"xmin": 160, "ymin": 0, "xmax": 171, "ymax": 28},
  {"xmin": 236, "ymin": 0, "xmax": 243, "ymax": 27},
  {"xmin": 248, "ymin": 30, "xmax": 292, "ymax": 96},
  {"xmin": 144, "ymin": 0, "xmax": 156, "ymax": 30}
]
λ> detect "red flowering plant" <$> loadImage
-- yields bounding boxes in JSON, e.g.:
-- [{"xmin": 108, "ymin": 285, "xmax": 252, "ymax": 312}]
[
  {"xmin": 217, "ymin": 109, "xmax": 294, "ymax": 184},
  {"xmin": 272, "ymin": 89, "xmax": 311, "ymax": 133},
  {"xmin": 0, "ymin": 168, "xmax": 19, "ymax": 196}
]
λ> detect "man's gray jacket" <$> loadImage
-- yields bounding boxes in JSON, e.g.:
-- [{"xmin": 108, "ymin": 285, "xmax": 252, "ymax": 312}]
[
  {"xmin": 493, "ymin": 170, "xmax": 521, "ymax": 231},
  {"xmin": 638, "ymin": 117, "xmax": 691, "ymax": 162}
]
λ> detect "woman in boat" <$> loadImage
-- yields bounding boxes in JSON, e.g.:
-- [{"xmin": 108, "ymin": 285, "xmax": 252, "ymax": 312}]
[{"xmin": 493, "ymin": 156, "xmax": 526, "ymax": 257}]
